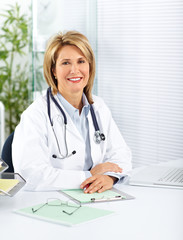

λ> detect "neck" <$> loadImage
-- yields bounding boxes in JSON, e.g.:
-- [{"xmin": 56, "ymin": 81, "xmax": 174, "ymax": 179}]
[{"xmin": 59, "ymin": 91, "xmax": 83, "ymax": 113}]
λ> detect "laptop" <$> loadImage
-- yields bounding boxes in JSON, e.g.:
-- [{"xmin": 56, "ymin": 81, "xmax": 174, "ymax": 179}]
[{"xmin": 129, "ymin": 164, "xmax": 183, "ymax": 190}]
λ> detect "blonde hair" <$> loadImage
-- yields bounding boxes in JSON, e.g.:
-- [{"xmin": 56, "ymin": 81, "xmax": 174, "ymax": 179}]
[{"xmin": 43, "ymin": 31, "xmax": 96, "ymax": 104}]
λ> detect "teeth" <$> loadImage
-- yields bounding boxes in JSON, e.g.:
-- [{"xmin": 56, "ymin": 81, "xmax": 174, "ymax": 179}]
[{"xmin": 69, "ymin": 78, "xmax": 81, "ymax": 81}]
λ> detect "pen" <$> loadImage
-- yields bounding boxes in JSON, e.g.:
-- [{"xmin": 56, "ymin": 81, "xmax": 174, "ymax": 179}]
[
  {"xmin": 83, "ymin": 183, "xmax": 90, "ymax": 191},
  {"xmin": 91, "ymin": 195, "xmax": 126, "ymax": 202}
]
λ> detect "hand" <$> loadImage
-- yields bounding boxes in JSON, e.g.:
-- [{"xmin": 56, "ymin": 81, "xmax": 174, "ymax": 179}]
[
  {"xmin": 90, "ymin": 162, "xmax": 122, "ymax": 176},
  {"xmin": 80, "ymin": 175, "xmax": 117, "ymax": 194}
]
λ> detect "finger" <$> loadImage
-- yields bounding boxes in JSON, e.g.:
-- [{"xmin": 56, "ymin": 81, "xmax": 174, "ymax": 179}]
[
  {"xmin": 86, "ymin": 180, "xmax": 103, "ymax": 194},
  {"xmin": 111, "ymin": 167, "xmax": 122, "ymax": 173},
  {"xmin": 106, "ymin": 163, "xmax": 122, "ymax": 173},
  {"xmin": 97, "ymin": 176, "xmax": 114, "ymax": 193},
  {"xmin": 84, "ymin": 177, "xmax": 102, "ymax": 193},
  {"xmin": 98, "ymin": 185, "xmax": 109, "ymax": 193},
  {"xmin": 80, "ymin": 176, "xmax": 97, "ymax": 189},
  {"xmin": 98, "ymin": 182, "xmax": 112, "ymax": 193},
  {"xmin": 88, "ymin": 185, "xmax": 103, "ymax": 194},
  {"xmin": 116, "ymin": 167, "xmax": 122, "ymax": 173},
  {"xmin": 98, "ymin": 186, "xmax": 106, "ymax": 193},
  {"xmin": 112, "ymin": 165, "xmax": 122, "ymax": 173}
]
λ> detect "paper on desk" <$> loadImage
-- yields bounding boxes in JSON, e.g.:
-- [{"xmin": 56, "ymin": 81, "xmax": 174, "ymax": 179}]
[
  {"xmin": 0, "ymin": 179, "xmax": 19, "ymax": 195},
  {"xmin": 14, "ymin": 200, "xmax": 114, "ymax": 227}
]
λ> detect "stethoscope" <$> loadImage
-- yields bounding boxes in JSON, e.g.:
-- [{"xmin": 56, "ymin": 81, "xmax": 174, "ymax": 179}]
[{"xmin": 47, "ymin": 87, "xmax": 105, "ymax": 159}]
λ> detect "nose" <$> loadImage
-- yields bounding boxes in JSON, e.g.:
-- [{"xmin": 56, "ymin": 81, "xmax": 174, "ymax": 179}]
[{"xmin": 70, "ymin": 63, "xmax": 80, "ymax": 74}]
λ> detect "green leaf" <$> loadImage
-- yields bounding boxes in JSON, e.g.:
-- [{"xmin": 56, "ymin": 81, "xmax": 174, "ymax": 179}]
[{"xmin": 0, "ymin": 2, "xmax": 31, "ymax": 135}]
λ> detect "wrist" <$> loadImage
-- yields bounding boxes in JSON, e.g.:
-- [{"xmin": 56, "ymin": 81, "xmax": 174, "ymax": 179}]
[
  {"xmin": 90, "ymin": 169, "xmax": 94, "ymax": 176},
  {"xmin": 108, "ymin": 176, "xmax": 118, "ymax": 184}
]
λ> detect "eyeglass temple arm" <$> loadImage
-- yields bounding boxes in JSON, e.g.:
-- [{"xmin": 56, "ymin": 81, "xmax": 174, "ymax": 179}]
[
  {"xmin": 32, "ymin": 203, "xmax": 47, "ymax": 213},
  {"xmin": 62, "ymin": 205, "xmax": 81, "ymax": 215}
]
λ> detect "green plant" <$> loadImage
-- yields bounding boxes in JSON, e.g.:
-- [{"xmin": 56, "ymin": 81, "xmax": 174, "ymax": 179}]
[{"xmin": 0, "ymin": 3, "xmax": 31, "ymax": 135}]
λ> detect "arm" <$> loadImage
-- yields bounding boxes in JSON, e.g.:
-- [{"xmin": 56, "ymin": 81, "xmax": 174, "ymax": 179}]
[
  {"xmin": 81, "ymin": 98, "xmax": 132, "ymax": 193},
  {"xmin": 80, "ymin": 163, "xmax": 121, "ymax": 193},
  {"xmin": 80, "ymin": 175, "xmax": 116, "ymax": 193},
  {"xmin": 12, "ymin": 99, "xmax": 86, "ymax": 191},
  {"xmin": 100, "ymin": 108, "xmax": 132, "ymax": 180},
  {"xmin": 90, "ymin": 162, "xmax": 122, "ymax": 176}
]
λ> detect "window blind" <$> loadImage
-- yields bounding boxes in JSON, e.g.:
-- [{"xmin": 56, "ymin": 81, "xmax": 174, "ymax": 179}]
[{"xmin": 97, "ymin": 0, "xmax": 183, "ymax": 167}]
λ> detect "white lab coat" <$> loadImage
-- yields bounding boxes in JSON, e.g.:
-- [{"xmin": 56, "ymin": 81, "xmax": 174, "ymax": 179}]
[{"xmin": 12, "ymin": 94, "xmax": 132, "ymax": 191}]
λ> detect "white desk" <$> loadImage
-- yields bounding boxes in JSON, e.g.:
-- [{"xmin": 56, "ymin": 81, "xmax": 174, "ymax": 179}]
[{"xmin": 1, "ymin": 183, "xmax": 183, "ymax": 240}]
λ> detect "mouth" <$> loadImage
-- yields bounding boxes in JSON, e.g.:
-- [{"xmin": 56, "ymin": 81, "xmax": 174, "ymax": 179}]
[{"xmin": 67, "ymin": 77, "xmax": 82, "ymax": 83}]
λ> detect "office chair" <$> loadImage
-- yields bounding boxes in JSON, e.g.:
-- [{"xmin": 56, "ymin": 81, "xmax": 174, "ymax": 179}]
[{"xmin": 1, "ymin": 132, "xmax": 14, "ymax": 173}]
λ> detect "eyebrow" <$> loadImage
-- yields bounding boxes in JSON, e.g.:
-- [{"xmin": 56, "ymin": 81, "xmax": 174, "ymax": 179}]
[
  {"xmin": 60, "ymin": 57, "xmax": 86, "ymax": 61},
  {"xmin": 60, "ymin": 59, "xmax": 70, "ymax": 62}
]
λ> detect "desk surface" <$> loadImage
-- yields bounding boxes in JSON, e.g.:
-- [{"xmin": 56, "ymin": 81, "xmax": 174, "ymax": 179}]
[{"xmin": 1, "ymin": 183, "xmax": 183, "ymax": 240}]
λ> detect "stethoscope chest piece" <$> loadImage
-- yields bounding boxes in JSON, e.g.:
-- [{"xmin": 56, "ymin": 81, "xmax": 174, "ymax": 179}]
[{"xmin": 94, "ymin": 130, "xmax": 106, "ymax": 144}]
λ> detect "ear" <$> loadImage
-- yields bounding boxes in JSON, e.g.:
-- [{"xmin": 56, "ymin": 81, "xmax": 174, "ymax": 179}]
[{"xmin": 52, "ymin": 67, "xmax": 56, "ymax": 78}]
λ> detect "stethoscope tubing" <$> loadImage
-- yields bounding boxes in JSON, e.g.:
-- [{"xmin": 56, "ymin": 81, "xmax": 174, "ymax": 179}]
[
  {"xmin": 48, "ymin": 87, "xmax": 67, "ymax": 125},
  {"xmin": 47, "ymin": 87, "xmax": 105, "ymax": 159}
]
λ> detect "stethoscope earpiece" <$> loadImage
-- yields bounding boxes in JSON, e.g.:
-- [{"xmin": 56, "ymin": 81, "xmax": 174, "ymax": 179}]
[{"xmin": 52, "ymin": 150, "xmax": 76, "ymax": 159}]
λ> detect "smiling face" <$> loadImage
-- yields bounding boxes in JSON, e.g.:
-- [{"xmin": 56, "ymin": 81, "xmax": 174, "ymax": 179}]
[{"xmin": 53, "ymin": 45, "xmax": 90, "ymax": 100}]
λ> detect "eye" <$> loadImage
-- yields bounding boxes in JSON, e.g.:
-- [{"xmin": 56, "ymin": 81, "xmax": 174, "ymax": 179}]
[
  {"xmin": 78, "ymin": 59, "xmax": 85, "ymax": 64},
  {"xmin": 62, "ymin": 61, "xmax": 69, "ymax": 65}
]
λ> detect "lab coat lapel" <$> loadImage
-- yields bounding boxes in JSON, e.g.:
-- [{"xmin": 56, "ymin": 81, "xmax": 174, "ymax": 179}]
[
  {"xmin": 53, "ymin": 95, "xmax": 83, "ymax": 141},
  {"xmin": 66, "ymin": 115, "xmax": 83, "ymax": 142},
  {"xmin": 88, "ymin": 111, "xmax": 102, "ymax": 165}
]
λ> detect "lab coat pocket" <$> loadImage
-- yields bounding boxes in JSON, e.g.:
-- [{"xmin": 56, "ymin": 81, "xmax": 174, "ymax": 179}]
[
  {"xmin": 50, "ymin": 149, "xmax": 79, "ymax": 170},
  {"xmin": 51, "ymin": 156, "xmax": 65, "ymax": 169}
]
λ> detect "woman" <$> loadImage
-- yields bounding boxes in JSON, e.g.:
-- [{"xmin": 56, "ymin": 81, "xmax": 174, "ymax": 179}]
[{"xmin": 12, "ymin": 31, "xmax": 132, "ymax": 193}]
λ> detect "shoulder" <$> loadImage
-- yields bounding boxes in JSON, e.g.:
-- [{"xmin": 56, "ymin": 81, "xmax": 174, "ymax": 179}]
[
  {"xmin": 14, "ymin": 95, "xmax": 49, "ymax": 146},
  {"xmin": 92, "ymin": 95, "xmax": 109, "ymax": 109},
  {"xmin": 20, "ymin": 95, "xmax": 47, "ymax": 120},
  {"xmin": 92, "ymin": 95, "xmax": 106, "ymax": 106},
  {"xmin": 92, "ymin": 95, "xmax": 111, "ymax": 116}
]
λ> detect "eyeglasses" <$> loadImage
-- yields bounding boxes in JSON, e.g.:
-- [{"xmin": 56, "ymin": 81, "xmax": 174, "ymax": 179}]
[{"xmin": 32, "ymin": 198, "xmax": 81, "ymax": 215}]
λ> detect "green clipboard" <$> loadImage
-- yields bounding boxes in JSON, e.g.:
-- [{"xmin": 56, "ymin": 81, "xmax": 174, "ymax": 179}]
[
  {"xmin": 59, "ymin": 188, "xmax": 135, "ymax": 204},
  {"xmin": 14, "ymin": 199, "xmax": 114, "ymax": 227}
]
